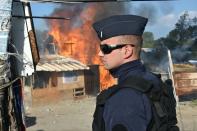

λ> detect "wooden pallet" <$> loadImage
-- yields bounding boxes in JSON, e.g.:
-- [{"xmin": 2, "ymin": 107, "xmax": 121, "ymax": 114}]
[{"xmin": 73, "ymin": 87, "xmax": 85, "ymax": 97}]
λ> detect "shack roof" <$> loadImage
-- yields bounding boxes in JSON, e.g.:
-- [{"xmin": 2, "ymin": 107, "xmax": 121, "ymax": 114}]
[{"xmin": 36, "ymin": 55, "xmax": 89, "ymax": 72}]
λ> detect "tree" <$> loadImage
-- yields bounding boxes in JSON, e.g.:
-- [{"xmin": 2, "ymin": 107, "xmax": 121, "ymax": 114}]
[
  {"xmin": 193, "ymin": 17, "xmax": 197, "ymax": 25},
  {"xmin": 157, "ymin": 11, "xmax": 196, "ymax": 50},
  {"xmin": 155, "ymin": 11, "xmax": 197, "ymax": 62},
  {"xmin": 189, "ymin": 39, "xmax": 197, "ymax": 58},
  {"xmin": 155, "ymin": 37, "xmax": 178, "ymax": 50},
  {"xmin": 168, "ymin": 11, "xmax": 190, "ymax": 43},
  {"xmin": 188, "ymin": 25, "xmax": 197, "ymax": 39},
  {"xmin": 175, "ymin": 11, "xmax": 190, "ymax": 41},
  {"xmin": 143, "ymin": 32, "xmax": 155, "ymax": 48}
]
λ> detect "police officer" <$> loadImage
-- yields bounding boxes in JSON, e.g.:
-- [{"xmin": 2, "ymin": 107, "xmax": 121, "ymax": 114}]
[{"xmin": 92, "ymin": 15, "xmax": 161, "ymax": 131}]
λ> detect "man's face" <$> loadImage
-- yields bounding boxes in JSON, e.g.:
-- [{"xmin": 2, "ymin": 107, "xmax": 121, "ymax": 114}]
[{"xmin": 98, "ymin": 36, "xmax": 125, "ymax": 70}]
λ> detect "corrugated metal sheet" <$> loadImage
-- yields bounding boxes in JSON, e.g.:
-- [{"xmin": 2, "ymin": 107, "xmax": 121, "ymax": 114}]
[{"xmin": 36, "ymin": 55, "xmax": 89, "ymax": 72}]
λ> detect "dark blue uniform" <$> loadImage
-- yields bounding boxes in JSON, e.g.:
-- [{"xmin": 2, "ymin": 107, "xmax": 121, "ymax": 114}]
[
  {"xmin": 103, "ymin": 60, "xmax": 161, "ymax": 131},
  {"xmin": 92, "ymin": 14, "xmax": 158, "ymax": 131}
]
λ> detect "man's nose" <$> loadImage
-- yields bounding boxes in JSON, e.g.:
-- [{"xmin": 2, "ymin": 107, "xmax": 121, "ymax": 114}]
[{"xmin": 98, "ymin": 50, "xmax": 104, "ymax": 57}]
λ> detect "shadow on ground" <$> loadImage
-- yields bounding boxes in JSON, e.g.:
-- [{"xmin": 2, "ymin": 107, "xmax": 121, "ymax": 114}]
[{"xmin": 179, "ymin": 92, "xmax": 197, "ymax": 102}]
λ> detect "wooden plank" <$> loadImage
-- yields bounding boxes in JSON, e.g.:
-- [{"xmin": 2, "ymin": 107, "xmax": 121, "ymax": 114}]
[
  {"xmin": 174, "ymin": 72, "xmax": 197, "ymax": 79},
  {"xmin": 73, "ymin": 87, "xmax": 85, "ymax": 97}
]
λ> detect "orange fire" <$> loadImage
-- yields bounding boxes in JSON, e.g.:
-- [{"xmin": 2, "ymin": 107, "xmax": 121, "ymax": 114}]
[{"xmin": 48, "ymin": 3, "xmax": 115, "ymax": 90}]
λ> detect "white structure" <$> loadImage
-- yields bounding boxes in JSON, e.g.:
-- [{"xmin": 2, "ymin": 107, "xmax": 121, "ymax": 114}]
[{"xmin": 11, "ymin": 2, "xmax": 38, "ymax": 76}]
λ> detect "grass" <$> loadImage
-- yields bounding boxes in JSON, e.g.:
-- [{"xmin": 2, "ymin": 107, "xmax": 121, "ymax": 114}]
[{"xmin": 191, "ymin": 99, "xmax": 197, "ymax": 106}]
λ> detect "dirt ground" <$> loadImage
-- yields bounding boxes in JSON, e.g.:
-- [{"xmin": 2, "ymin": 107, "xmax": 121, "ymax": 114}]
[
  {"xmin": 25, "ymin": 95, "xmax": 96, "ymax": 131},
  {"xmin": 25, "ymin": 95, "xmax": 197, "ymax": 131},
  {"xmin": 176, "ymin": 101, "xmax": 197, "ymax": 131}
]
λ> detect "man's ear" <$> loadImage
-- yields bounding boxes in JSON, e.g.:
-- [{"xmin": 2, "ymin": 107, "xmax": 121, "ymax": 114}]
[{"xmin": 123, "ymin": 45, "xmax": 133, "ymax": 59}]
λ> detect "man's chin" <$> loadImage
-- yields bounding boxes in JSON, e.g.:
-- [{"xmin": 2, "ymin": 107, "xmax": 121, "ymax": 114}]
[{"xmin": 103, "ymin": 65, "xmax": 111, "ymax": 70}]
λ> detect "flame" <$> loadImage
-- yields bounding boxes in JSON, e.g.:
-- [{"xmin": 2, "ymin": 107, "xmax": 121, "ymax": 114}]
[
  {"xmin": 48, "ymin": 3, "xmax": 115, "ymax": 90},
  {"xmin": 99, "ymin": 66, "xmax": 117, "ymax": 90}
]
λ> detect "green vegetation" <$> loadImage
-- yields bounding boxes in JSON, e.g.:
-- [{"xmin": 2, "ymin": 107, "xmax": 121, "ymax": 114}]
[{"xmin": 143, "ymin": 11, "xmax": 197, "ymax": 63}]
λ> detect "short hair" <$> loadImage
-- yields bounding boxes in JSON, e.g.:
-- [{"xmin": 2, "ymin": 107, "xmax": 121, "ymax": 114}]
[{"xmin": 116, "ymin": 35, "xmax": 143, "ymax": 57}]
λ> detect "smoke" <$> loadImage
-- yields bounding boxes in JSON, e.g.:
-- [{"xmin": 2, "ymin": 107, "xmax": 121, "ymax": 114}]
[
  {"xmin": 35, "ymin": 2, "xmax": 167, "ymax": 56},
  {"xmin": 171, "ymin": 44, "xmax": 192, "ymax": 63},
  {"xmin": 33, "ymin": 2, "xmax": 166, "ymax": 33},
  {"xmin": 47, "ymin": 3, "xmax": 89, "ymax": 33},
  {"xmin": 158, "ymin": 2, "xmax": 174, "ymax": 15},
  {"xmin": 129, "ymin": 3, "xmax": 158, "ymax": 25},
  {"xmin": 50, "ymin": 2, "xmax": 132, "ymax": 23},
  {"xmin": 33, "ymin": 2, "xmax": 162, "ymax": 67},
  {"xmin": 94, "ymin": 2, "xmax": 158, "ymax": 25},
  {"xmin": 40, "ymin": 2, "xmax": 132, "ymax": 61},
  {"xmin": 141, "ymin": 46, "xmax": 169, "ymax": 73},
  {"xmin": 93, "ymin": 2, "xmax": 132, "ymax": 21},
  {"xmin": 33, "ymin": 2, "xmax": 163, "ymax": 39},
  {"xmin": 34, "ymin": 2, "xmax": 172, "ymax": 89},
  {"xmin": 135, "ymin": 3, "xmax": 157, "ymax": 25}
]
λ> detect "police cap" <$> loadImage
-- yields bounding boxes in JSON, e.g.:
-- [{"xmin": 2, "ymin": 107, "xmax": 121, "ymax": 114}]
[{"xmin": 93, "ymin": 15, "xmax": 148, "ymax": 41}]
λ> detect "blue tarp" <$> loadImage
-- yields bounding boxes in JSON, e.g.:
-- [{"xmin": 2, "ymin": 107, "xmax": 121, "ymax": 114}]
[{"xmin": 0, "ymin": 0, "xmax": 12, "ymax": 54}]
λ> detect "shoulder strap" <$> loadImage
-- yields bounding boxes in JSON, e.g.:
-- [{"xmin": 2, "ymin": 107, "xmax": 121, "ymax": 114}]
[
  {"xmin": 96, "ymin": 76, "xmax": 154, "ymax": 106},
  {"xmin": 120, "ymin": 75, "xmax": 153, "ymax": 93}
]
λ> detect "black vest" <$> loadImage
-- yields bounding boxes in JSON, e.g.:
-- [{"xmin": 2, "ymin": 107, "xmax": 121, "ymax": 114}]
[{"xmin": 92, "ymin": 75, "xmax": 179, "ymax": 131}]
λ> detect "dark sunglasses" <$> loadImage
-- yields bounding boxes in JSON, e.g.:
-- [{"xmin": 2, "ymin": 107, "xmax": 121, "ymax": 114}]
[{"xmin": 100, "ymin": 44, "xmax": 135, "ymax": 55}]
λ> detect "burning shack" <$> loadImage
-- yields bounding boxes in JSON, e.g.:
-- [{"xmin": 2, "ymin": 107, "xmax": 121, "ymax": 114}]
[
  {"xmin": 33, "ymin": 3, "xmax": 118, "ymax": 91},
  {"xmin": 23, "ymin": 55, "xmax": 100, "ymax": 106}
]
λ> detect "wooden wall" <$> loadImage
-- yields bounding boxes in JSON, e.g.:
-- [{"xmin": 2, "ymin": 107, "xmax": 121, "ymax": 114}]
[
  {"xmin": 30, "ymin": 70, "xmax": 87, "ymax": 105},
  {"xmin": 174, "ymin": 71, "xmax": 197, "ymax": 100}
]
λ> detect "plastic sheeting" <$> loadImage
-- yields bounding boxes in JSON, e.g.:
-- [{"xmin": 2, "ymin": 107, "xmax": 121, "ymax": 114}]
[{"xmin": 0, "ymin": 0, "xmax": 12, "ymax": 54}]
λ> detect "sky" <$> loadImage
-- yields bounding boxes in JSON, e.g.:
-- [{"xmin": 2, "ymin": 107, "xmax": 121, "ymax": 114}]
[
  {"xmin": 30, "ymin": 0, "xmax": 197, "ymax": 39},
  {"xmin": 143, "ymin": 0, "xmax": 197, "ymax": 39}
]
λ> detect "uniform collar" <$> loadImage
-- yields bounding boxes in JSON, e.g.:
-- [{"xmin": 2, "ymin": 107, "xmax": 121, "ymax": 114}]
[{"xmin": 109, "ymin": 59, "xmax": 145, "ymax": 81}]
